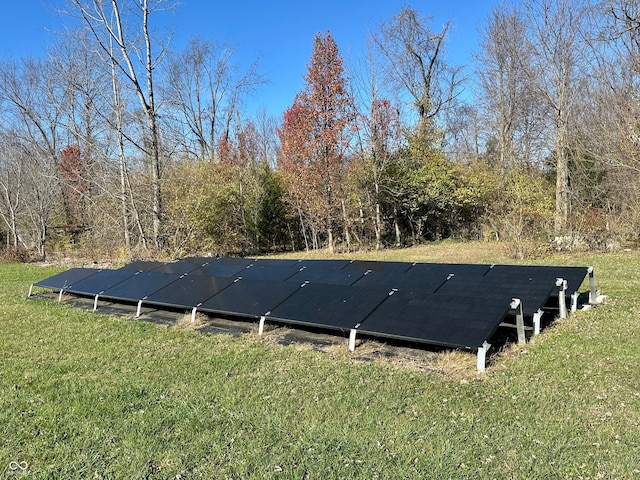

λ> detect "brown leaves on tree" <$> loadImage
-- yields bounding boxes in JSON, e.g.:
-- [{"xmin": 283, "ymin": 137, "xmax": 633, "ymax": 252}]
[
  {"xmin": 278, "ymin": 32, "xmax": 353, "ymax": 250},
  {"xmin": 57, "ymin": 145, "xmax": 89, "ymax": 238}
]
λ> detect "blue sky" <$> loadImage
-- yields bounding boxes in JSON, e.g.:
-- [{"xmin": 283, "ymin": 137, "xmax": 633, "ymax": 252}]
[{"xmin": 0, "ymin": 0, "xmax": 499, "ymax": 118}]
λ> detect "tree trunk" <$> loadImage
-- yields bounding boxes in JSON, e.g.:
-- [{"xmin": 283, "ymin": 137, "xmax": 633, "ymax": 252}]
[
  {"xmin": 341, "ymin": 199, "xmax": 350, "ymax": 253},
  {"xmin": 393, "ymin": 207, "xmax": 401, "ymax": 245},
  {"xmin": 374, "ymin": 182, "xmax": 382, "ymax": 250},
  {"xmin": 554, "ymin": 115, "xmax": 570, "ymax": 235}
]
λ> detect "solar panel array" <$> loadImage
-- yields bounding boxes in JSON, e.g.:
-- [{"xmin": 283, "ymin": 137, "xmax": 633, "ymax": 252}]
[{"xmin": 29, "ymin": 257, "xmax": 591, "ymax": 356}]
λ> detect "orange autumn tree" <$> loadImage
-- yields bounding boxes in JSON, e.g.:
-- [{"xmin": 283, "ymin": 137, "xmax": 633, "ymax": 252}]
[{"xmin": 278, "ymin": 32, "xmax": 353, "ymax": 252}]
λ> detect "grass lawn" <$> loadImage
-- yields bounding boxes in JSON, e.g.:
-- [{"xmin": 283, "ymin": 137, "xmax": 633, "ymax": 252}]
[{"xmin": 1, "ymin": 242, "xmax": 639, "ymax": 478}]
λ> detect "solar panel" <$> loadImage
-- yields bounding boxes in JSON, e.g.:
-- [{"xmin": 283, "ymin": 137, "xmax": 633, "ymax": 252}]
[
  {"xmin": 142, "ymin": 274, "xmax": 235, "ymax": 309},
  {"xmin": 29, "ymin": 258, "xmax": 594, "ymax": 368},
  {"xmin": 353, "ymin": 263, "xmax": 493, "ymax": 291},
  {"xmin": 32, "ymin": 267, "xmax": 99, "ymax": 290},
  {"xmin": 485, "ymin": 265, "xmax": 588, "ymax": 296},
  {"xmin": 235, "ymin": 263, "xmax": 300, "ymax": 281},
  {"xmin": 180, "ymin": 256, "xmax": 214, "ymax": 264},
  {"xmin": 181, "ymin": 256, "xmax": 256, "ymax": 266},
  {"xmin": 352, "ymin": 269, "xmax": 442, "ymax": 290},
  {"xmin": 405, "ymin": 262, "xmax": 493, "ymax": 280},
  {"xmin": 267, "ymin": 283, "xmax": 393, "ymax": 330},
  {"xmin": 150, "ymin": 261, "xmax": 201, "ymax": 275},
  {"xmin": 211, "ymin": 257, "xmax": 255, "ymax": 266},
  {"xmin": 119, "ymin": 261, "xmax": 165, "ymax": 272},
  {"xmin": 433, "ymin": 275, "xmax": 557, "ymax": 316},
  {"xmin": 252, "ymin": 258, "xmax": 302, "ymax": 268},
  {"xmin": 286, "ymin": 266, "xmax": 366, "ymax": 285},
  {"xmin": 342, "ymin": 260, "xmax": 413, "ymax": 273},
  {"xmin": 298, "ymin": 259, "xmax": 351, "ymax": 269},
  {"xmin": 97, "ymin": 271, "xmax": 183, "ymax": 302},
  {"xmin": 356, "ymin": 290, "xmax": 513, "ymax": 349},
  {"xmin": 188, "ymin": 262, "xmax": 250, "ymax": 278},
  {"xmin": 198, "ymin": 278, "xmax": 303, "ymax": 318},
  {"xmin": 63, "ymin": 269, "xmax": 137, "ymax": 296}
]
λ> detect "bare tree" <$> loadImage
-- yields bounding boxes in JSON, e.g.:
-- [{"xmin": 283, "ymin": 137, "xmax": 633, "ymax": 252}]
[
  {"xmin": 351, "ymin": 43, "xmax": 405, "ymax": 249},
  {"xmin": 476, "ymin": 4, "xmax": 543, "ymax": 170},
  {"xmin": 573, "ymin": 0, "xmax": 640, "ymax": 237},
  {"xmin": 67, "ymin": 0, "xmax": 175, "ymax": 249},
  {"xmin": 0, "ymin": 133, "xmax": 26, "ymax": 248},
  {"xmin": 163, "ymin": 37, "xmax": 264, "ymax": 161},
  {"xmin": 0, "ymin": 58, "xmax": 69, "ymax": 257},
  {"xmin": 521, "ymin": 0, "xmax": 592, "ymax": 235},
  {"xmin": 373, "ymin": 6, "xmax": 462, "ymax": 132}
]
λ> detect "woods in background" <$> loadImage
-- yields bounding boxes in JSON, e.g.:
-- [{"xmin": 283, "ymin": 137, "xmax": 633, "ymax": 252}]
[{"xmin": 1, "ymin": 0, "xmax": 638, "ymax": 260}]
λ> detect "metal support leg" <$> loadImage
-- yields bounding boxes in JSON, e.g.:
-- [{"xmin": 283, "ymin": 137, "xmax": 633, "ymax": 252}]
[
  {"xmin": 533, "ymin": 309, "xmax": 543, "ymax": 336},
  {"xmin": 258, "ymin": 316, "xmax": 266, "ymax": 335},
  {"xmin": 27, "ymin": 284, "xmax": 34, "ymax": 298},
  {"xmin": 349, "ymin": 326, "xmax": 359, "ymax": 352},
  {"xmin": 510, "ymin": 298, "xmax": 525, "ymax": 344},
  {"xmin": 477, "ymin": 341, "xmax": 491, "ymax": 372},
  {"xmin": 556, "ymin": 278, "xmax": 568, "ymax": 319},
  {"xmin": 191, "ymin": 307, "xmax": 198, "ymax": 323},
  {"xmin": 58, "ymin": 289, "xmax": 64, "ymax": 302},
  {"xmin": 588, "ymin": 266, "xmax": 596, "ymax": 304},
  {"xmin": 136, "ymin": 300, "xmax": 143, "ymax": 318},
  {"xmin": 93, "ymin": 295, "xmax": 100, "ymax": 312},
  {"xmin": 570, "ymin": 291, "xmax": 579, "ymax": 313}
]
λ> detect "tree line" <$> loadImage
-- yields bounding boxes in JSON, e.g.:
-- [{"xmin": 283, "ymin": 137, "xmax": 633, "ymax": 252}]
[{"xmin": 1, "ymin": 0, "xmax": 639, "ymax": 260}]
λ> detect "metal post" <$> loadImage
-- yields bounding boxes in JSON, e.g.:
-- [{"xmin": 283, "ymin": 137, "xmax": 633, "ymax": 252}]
[
  {"xmin": 191, "ymin": 307, "xmax": 198, "ymax": 323},
  {"xmin": 571, "ymin": 291, "xmax": 579, "ymax": 313},
  {"xmin": 533, "ymin": 309, "xmax": 543, "ymax": 336},
  {"xmin": 510, "ymin": 298, "xmax": 525, "ymax": 344},
  {"xmin": 556, "ymin": 278, "xmax": 568, "ymax": 319},
  {"xmin": 93, "ymin": 295, "xmax": 100, "ymax": 312},
  {"xmin": 258, "ymin": 315, "xmax": 266, "ymax": 335},
  {"xmin": 349, "ymin": 324, "xmax": 360, "ymax": 352},
  {"xmin": 136, "ymin": 300, "xmax": 143, "ymax": 318},
  {"xmin": 58, "ymin": 289, "xmax": 64, "ymax": 303},
  {"xmin": 588, "ymin": 266, "xmax": 596, "ymax": 304},
  {"xmin": 27, "ymin": 284, "xmax": 33, "ymax": 298},
  {"xmin": 477, "ymin": 341, "xmax": 491, "ymax": 372}
]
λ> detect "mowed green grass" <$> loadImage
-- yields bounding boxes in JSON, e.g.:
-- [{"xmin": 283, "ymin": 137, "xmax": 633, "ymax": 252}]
[{"xmin": 1, "ymin": 245, "xmax": 639, "ymax": 479}]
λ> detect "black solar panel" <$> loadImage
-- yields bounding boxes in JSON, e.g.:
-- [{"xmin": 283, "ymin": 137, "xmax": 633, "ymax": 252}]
[
  {"xmin": 286, "ymin": 266, "xmax": 366, "ymax": 285},
  {"xmin": 235, "ymin": 263, "xmax": 300, "ymax": 281},
  {"xmin": 180, "ymin": 256, "xmax": 214, "ymax": 264},
  {"xmin": 343, "ymin": 260, "xmax": 413, "ymax": 273},
  {"xmin": 252, "ymin": 258, "xmax": 302, "ymax": 268},
  {"xmin": 63, "ymin": 269, "xmax": 137, "ymax": 296},
  {"xmin": 212, "ymin": 257, "xmax": 255, "ymax": 266},
  {"xmin": 433, "ymin": 275, "xmax": 557, "ymax": 316},
  {"xmin": 151, "ymin": 261, "xmax": 201, "ymax": 275},
  {"xmin": 98, "ymin": 271, "xmax": 183, "ymax": 302},
  {"xmin": 33, "ymin": 267, "xmax": 99, "ymax": 290},
  {"xmin": 30, "ymin": 258, "xmax": 593, "ymax": 358},
  {"xmin": 198, "ymin": 278, "xmax": 303, "ymax": 318},
  {"xmin": 182, "ymin": 256, "xmax": 255, "ymax": 267},
  {"xmin": 119, "ymin": 261, "xmax": 165, "ymax": 272},
  {"xmin": 485, "ymin": 265, "xmax": 588, "ymax": 296},
  {"xmin": 142, "ymin": 274, "xmax": 235, "ymax": 309},
  {"xmin": 298, "ymin": 259, "xmax": 351, "ymax": 270},
  {"xmin": 405, "ymin": 262, "xmax": 493, "ymax": 280},
  {"xmin": 352, "ymin": 269, "xmax": 442, "ymax": 291},
  {"xmin": 188, "ymin": 262, "xmax": 249, "ymax": 278},
  {"xmin": 267, "ymin": 283, "xmax": 393, "ymax": 330},
  {"xmin": 357, "ymin": 290, "xmax": 513, "ymax": 348}
]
